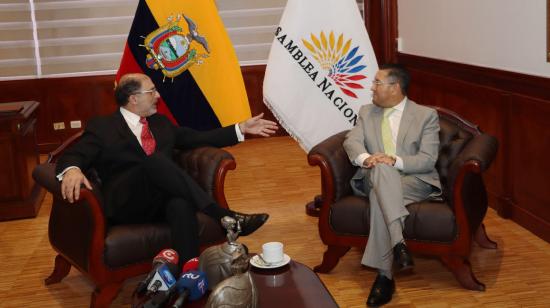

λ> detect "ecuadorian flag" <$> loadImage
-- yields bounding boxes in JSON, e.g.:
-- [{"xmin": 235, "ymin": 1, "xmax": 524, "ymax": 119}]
[{"xmin": 117, "ymin": 0, "xmax": 251, "ymax": 130}]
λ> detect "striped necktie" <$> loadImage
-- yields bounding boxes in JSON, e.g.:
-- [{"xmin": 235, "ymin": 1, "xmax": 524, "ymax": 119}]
[
  {"xmin": 139, "ymin": 117, "xmax": 156, "ymax": 155},
  {"xmin": 381, "ymin": 108, "xmax": 396, "ymax": 156}
]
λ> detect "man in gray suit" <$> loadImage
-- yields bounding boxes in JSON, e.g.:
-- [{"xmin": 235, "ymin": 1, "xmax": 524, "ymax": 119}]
[{"xmin": 343, "ymin": 64, "xmax": 441, "ymax": 307}]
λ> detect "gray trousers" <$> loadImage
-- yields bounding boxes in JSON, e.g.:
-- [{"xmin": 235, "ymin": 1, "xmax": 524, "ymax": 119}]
[{"xmin": 351, "ymin": 164, "xmax": 434, "ymax": 271}]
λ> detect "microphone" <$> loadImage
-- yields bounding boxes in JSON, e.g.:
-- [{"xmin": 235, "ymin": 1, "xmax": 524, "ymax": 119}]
[
  {"xmin": 146, "ymin": 263, "xmax": 178, "ymax": 294},
  {"xmin": 171, "ymin": 270, "xmax": 208, "ymax": 308},
  {"xmin": 182, "ymin": 257, "xmax": 199, "ymax": 272},
  {"xmin": 142, "ymin": 263, "xmax": 179, "ymax": 308},
  {"xmin": 135, "ymin": 249, "xmax": 179, "ymax": 295}
]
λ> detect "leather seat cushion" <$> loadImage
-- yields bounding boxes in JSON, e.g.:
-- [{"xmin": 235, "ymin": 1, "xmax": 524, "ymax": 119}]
[
  {"xmin": 330, "ymin": 196, "xmax": 457, "ymax": 243},
  {"xmin": 104, "ymin": 212, "xmax": 224, "ymax": 268}
]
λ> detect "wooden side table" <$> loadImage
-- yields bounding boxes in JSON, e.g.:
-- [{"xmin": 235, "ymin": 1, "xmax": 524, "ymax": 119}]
[{"xmin": 0, "ymin": 101, "xmax": 45, "ymax": 220}]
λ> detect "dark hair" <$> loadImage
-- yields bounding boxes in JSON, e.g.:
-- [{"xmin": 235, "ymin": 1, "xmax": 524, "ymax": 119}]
[
  {"xmin": 380, "ymin": 63, "xmax": 410, "ymax": 96},
  {"xmin": 114, "ymin": 77, "xmax": 142, "ymax": 106}
]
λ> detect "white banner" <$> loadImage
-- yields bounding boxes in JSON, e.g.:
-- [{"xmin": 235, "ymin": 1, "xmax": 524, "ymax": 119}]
[{"xmin": 263, "ymin": 0, "xmax": 378, "ymax": 152}]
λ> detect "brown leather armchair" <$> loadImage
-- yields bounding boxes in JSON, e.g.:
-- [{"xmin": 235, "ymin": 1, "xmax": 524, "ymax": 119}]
[
  {"xmin": 32, "ymin": 131, "xmax": 236, "ymax": 307},
  {"xmin": 308, "ymin": 106, "xmax": 498, "ymax": 291}
]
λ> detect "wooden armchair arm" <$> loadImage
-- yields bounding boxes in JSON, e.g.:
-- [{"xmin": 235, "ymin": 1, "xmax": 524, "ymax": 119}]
[
  {"xmin": 175, "ymin": 147, "xmax": 236, "ymax": 209},
  {"xmin": 447, "ymin": 133, "xmax": 498, "ymax": 252},
  {"xmin": 307, "ymin": 131, "xmax": 357, "ymax": 228},
  {"xmin": 308, "ymin": 131, "xmax": 356, "ymax": 202},
  {"xmin": 453, "ymin": 133, "xmax": 498, "ymax": 174},
  {"xmin": 32, "ymin": 163, "xmax": 106, "ymax": 273}
]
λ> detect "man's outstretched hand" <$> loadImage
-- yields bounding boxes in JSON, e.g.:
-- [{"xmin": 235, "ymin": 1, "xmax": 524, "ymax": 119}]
[
  {"xmin": 239, "ymin": 113, "xmax": 279, "ymax": 137},
  {"xmin": 61, "ymin": 168, "xmax": 93, "ymax": 203}
]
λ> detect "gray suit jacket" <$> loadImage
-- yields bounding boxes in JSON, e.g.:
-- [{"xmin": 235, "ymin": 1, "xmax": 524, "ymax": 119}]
[{"xmin": 343, "ymin": 99, "xmax": 442, "ymax": 192}]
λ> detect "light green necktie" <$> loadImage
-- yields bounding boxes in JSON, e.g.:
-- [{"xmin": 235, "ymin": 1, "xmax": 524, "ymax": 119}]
[{"xmin": 381, "ymin": 108, "xmax": 395, "ymax": 156}]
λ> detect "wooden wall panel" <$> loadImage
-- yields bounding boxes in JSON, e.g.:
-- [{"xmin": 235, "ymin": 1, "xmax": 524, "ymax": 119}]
[
  {"xmin": 509, "ymin": 95, "xmax": 550, "ymax": 222},
  {"xmin": 364, "ymin": 0, "xmax": 398, "ymax": 64},
  {"xmin": 0, "ymin": 76, "xmax": 116, "ymax": 152}
]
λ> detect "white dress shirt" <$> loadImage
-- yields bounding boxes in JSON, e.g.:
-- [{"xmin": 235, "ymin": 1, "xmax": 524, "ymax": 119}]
[{"xmin": 354, "ymin": 97, "xmax": 407, "ymax": 170}]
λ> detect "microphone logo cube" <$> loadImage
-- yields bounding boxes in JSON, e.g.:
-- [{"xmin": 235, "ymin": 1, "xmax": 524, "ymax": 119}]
[
  {"xmin": 147, "ymin": 264, "xmax": 177, "ymax": 292},
  {"xmin": 160, "ymin": 249, "xmax": 178, "ymax": 263}
]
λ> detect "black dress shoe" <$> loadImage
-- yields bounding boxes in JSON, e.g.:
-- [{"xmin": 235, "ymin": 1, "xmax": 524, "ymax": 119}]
[
  {"xmin": 366, "ymin": 274, "xmax": 395, "ymax": 307},
  {"xmin": 393, "ymin": 242, "xmax": 414, "ymax": 272},
  {"xmin": 233, "ymin": 212, "xmax": 269, "ymax": 236}
]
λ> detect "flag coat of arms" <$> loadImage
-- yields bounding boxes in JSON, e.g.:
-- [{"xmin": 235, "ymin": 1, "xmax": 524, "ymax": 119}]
[
  {"xmin": 117, "ymin": 0, "xmax": 251, "ymax": 130},
  {"xmin": 263, "ymin": 0, "xmax": 378, "ymax": 151}
]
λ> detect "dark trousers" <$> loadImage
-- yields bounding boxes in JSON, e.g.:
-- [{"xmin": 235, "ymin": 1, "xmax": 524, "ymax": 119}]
[{"xmin": 109, "ymin": 153, "xmax": 231, "ymax": 263}]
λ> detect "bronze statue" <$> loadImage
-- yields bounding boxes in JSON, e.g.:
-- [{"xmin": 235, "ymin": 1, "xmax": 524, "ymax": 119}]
[
  {"xmin": 199, "ymin": 216, "xmax": 248, "ymax": 289},
  {"xmin": 205, "ymin": 248, "xmax": 258, "ymax": 308}
]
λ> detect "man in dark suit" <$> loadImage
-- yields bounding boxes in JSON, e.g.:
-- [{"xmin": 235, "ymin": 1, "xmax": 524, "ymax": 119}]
[
  {"xmin": 56, "ymin": 73, "xmax": 278, "ymax": 264},
  {"xmin": 343, "ymin": 64, "xmax": 441, "ymax": 306}
]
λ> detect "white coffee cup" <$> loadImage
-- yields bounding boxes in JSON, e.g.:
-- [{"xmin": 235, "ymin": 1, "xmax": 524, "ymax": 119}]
[{"xmin": 262, "ymin": 242, "xmax": 284, "ymax": 263}]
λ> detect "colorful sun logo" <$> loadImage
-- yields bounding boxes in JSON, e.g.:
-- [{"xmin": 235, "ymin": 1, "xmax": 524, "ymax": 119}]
[{"xmin": 302, "ymin": 31, "xmax": 367, "ymax": 98}]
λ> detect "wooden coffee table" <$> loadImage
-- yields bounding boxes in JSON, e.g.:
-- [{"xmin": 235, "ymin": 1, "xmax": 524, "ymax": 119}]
[
  {"xmin": 184, "ymin": 259, "xmax": 338, "ymax": 307},
  {"xmin": 249, "ymin": 259, "xmax": 338, "ymax": 307}
]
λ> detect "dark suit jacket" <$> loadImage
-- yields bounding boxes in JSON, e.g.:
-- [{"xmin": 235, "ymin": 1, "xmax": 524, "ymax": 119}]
[{"xmin": 56, "ymin": 110, "xmax": 238, "ymax": 218}]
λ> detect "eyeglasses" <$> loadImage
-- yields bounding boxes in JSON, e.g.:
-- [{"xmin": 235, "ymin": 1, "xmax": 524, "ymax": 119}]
[
  {"xmin": 371, "ymin": 80, "xmax": 396, "ymax": 86},
  {"xmin": 134, "ymin": 88, "xmax": 157, "ymax": 95}
]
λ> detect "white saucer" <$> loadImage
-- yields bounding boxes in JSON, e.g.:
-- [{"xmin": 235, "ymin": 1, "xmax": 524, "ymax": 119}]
[{"xmin": 250, "ymin": 254, "xmax": 291, "ymax": 269}]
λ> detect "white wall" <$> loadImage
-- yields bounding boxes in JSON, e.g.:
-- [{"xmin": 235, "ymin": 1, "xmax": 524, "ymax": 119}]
[{"xmin": 398, "ymin": 0, "xmax": 550, "ymax": 77}]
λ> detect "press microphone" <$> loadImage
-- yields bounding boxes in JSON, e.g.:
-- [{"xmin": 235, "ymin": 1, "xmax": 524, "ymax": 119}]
[
  {"xmin": 135, "ymin": 249, "xmax": 179, "ymax": 295},
  {"xmin": 141, "ymin": 263, "xmax": 180, "ymax": 308},
  {"xmin": 171, "ymin": 270, "xmax": 208, "ymax": 308},
  {"xmin": 146, "ymin": 263, "xmax": 178, "ymax": 294},
  {"xmin": 182, "ymin": 257, "xmax": 199, "ymax": 272}
]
